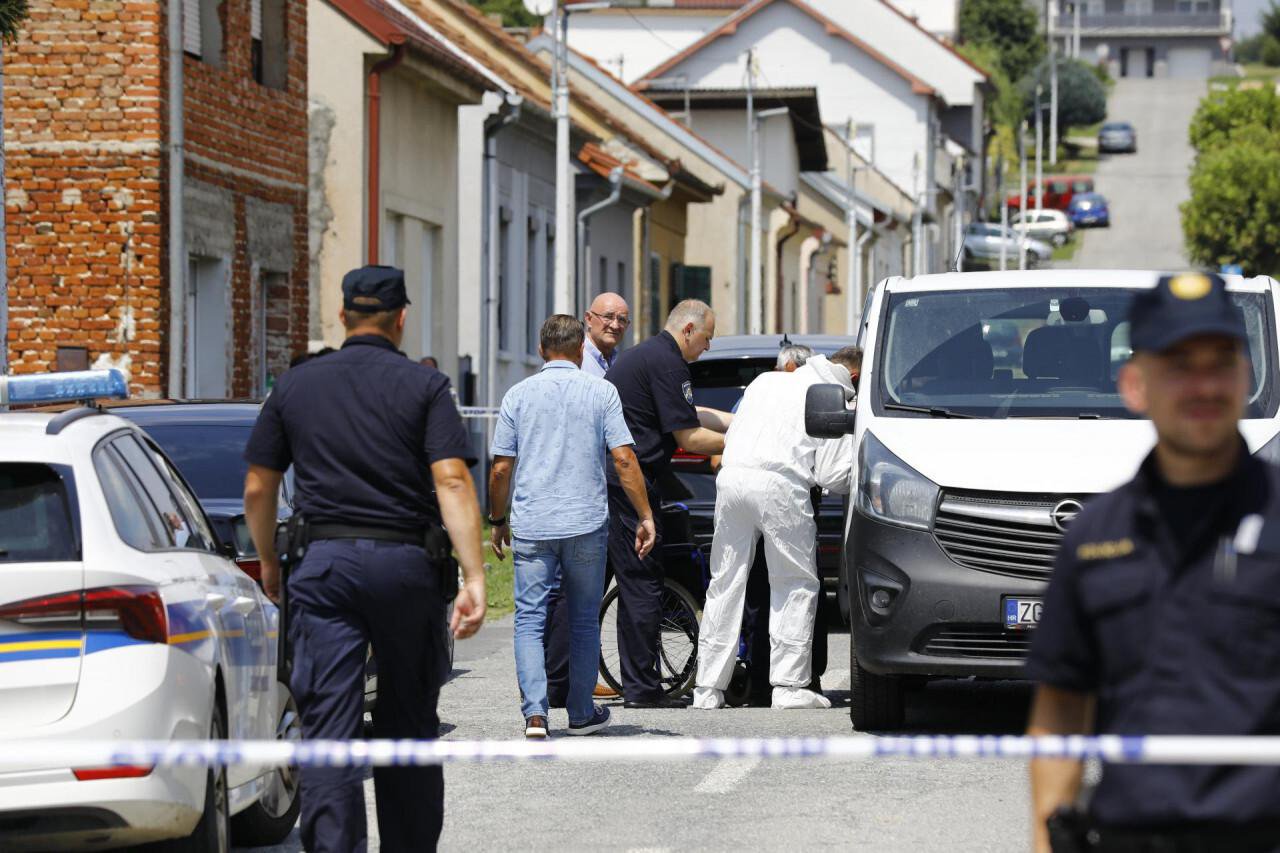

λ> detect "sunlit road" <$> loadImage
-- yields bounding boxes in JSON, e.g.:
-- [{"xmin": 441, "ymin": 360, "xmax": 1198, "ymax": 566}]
[
  {"xmin": 1071, "ymin": 78, "xmax": 1205, "ymax": 271},
  {"xmin": 243, "ymin": 615, "xmax": 1033, "ymax": 852}
]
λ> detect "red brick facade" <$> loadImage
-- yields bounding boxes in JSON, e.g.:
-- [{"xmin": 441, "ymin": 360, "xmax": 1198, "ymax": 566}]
[{"xmin": 4, "ymin": 0, "xmax": 308, "ymax": 396}]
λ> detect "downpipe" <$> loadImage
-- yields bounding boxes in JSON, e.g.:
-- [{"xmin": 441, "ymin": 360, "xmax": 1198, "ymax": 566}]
[{"xmin": 576, "ymin": 166, "xmax": 623, "ymax": 314}]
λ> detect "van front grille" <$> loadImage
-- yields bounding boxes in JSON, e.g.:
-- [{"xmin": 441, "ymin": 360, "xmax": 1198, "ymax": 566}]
[
  {"xmin": 917, "ymin": 625, "xmax": 1033, "ymax": 660},
  {"xmin": 933, "ymin": 492, "xmax": 1087, "ymax": 581}
]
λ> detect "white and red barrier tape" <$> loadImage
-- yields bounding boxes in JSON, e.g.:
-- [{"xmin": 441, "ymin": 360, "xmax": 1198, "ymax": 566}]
[{"xmin": 5, "ymin": 736, "xmax": 1280, "ymax": 770}]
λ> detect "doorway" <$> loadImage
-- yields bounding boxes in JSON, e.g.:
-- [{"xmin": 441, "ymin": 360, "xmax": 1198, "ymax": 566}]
[{"xmin": 185, "ymin": 255, "xmax": 229, "ymax": 398}]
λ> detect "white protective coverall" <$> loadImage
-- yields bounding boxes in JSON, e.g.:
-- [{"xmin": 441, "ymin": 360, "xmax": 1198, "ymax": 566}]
[{"xmin": 694, "ymin": 355, "xmax": 856, "ymax": 708}]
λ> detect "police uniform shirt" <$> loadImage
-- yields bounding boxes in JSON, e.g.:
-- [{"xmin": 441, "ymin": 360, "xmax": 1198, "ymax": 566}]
[
  {"xmin": 244, "ymin": 335, "xmax": 474, "ymax": 530},
  {"xmin": 605, "ymin": 330, "xmax": 700, "ymax": 475},
  {"xmin": 1027, "ymin": 442, "xmax": 1280, "ymax": 829}
]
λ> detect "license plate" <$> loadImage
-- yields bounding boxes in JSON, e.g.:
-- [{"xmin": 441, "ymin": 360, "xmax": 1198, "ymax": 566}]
[{"xmin": 1004, "ymin": 597, "xmax": 1042, "ymax": 630}]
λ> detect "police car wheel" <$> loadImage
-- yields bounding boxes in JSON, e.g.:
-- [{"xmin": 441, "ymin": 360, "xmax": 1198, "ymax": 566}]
[
  {"xmin": 146, "ymin": 702, "xmax": 230, "ymax": 853},
  {"xmin": 230, "ymin": 682, "xmax": 302, "ymax": 846},
  {"xmin": 849, "ymin": 645, "xmax": 904, "ymax": 732}
]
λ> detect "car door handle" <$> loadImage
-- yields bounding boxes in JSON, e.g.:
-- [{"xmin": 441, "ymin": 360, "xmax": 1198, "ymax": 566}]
[
  {"xmin": 205, "ymin": 592, "xmax": 228, "ymax": 610},
  {"xmin": 230, "ymin": 596, "xmax": 258, "ymax": 616}
]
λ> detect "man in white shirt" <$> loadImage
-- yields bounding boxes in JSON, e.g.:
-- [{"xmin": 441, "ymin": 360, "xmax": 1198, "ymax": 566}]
[
  {"xmin": 581, "ymin": 292, "xmax": 629, "ymax": 378},
  {"xmin": 693, "ymin": 347, "xmax": 861, "ymax": 710}
]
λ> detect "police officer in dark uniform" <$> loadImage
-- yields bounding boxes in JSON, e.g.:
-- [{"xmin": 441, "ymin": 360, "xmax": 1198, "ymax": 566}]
[
  {"xmin": 243, "ymin": 265, "xmax": 487, "ymax": 852},
  {"xmin": 1027, "ymin": 272, "xmax": 1280, "ymax": 852},
  {"xmin": 605, "ymin": 299, "xmax": 730, "ymax": 707}
]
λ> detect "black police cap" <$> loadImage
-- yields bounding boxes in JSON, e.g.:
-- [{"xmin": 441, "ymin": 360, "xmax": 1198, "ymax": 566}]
[
  {"xmin": 1129, "ymin": 272, "xmax": 1246, "ymax": 353},
  {"xmin": 342, "ymin": 265, "xmax": 410, "ymax": 312}
]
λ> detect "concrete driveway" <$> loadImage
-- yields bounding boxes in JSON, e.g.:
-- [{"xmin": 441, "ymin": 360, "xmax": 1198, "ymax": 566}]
[{"xmin": 1070, "ymin": 78, "xmax": 1206, "ymax": 271}]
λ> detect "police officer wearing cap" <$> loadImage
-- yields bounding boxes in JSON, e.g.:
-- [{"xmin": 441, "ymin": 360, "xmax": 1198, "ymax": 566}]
[
  {"xmin": 605, "ymin": 298, "xmax": 731, "ymax": 707},
  {"xmin": 1027, "ymin": 272, "xmax": 1280, "ymax": 852},
  {"xmin": 243, "ymin": 265, "xmax": 486, "ymax": 852}
]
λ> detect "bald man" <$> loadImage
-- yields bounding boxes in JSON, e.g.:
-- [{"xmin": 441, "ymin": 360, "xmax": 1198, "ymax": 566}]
[{"xmin": 581, "ymin": 292, "xmax": 630, "ymax": 378}]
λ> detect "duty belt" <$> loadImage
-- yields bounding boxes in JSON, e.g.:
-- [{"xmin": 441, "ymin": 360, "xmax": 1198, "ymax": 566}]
[{"xmin": 309, "ymin": 524, "xmax": 423, "ymax": 546}]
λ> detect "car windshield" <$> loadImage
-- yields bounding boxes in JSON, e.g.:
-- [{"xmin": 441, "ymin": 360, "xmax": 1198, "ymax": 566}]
[
  {"xmin": 688, "ymin": 357, "xmax": 777, "ymax": 411},
  {"xmin": 0, "ymin": 463, "xmax": 79, "ymax": 562},
  {"xmin": 876, "ymin": 286, "xmax": 1276, "ymax": 419},
  {"xmin": 141, "ymin": 424, "xmax": 253, "ymax": 500}
]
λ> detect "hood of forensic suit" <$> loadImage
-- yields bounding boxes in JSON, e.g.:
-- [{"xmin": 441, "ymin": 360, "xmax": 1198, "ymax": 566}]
[
  {"xmin": 799, "ymin": 355, "xmax": 855, "ymax": 396},
  {"xmin": 862, "ymin": 417, "xmax": 1280, "ymax": 496}
]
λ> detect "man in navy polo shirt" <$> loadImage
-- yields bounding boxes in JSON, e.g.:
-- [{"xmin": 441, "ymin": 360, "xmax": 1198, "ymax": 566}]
[
  {"xmin": 243, "ymin": 265, "xmax": 486, "ymax": 852},
  {"xmin": 1027, "ymin": 273, "xmax": 1280, "ymax": 852}
]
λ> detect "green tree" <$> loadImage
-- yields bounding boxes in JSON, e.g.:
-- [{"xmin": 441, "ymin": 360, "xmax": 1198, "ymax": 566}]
[
  {"xmin": 1182, "ymin": 128, "xmax": 1280, "ymax": 276},
  {"xmin": 1020, "ymin": 58, "xmax": 1107, "ymax": 130},
  {"xmin": 958, "ymin": 0, "xmax": 1045, "ymax": 83},
  {"xmin": 0, "ymin": 0, "xmax": 29, "ymax": 377},
  {"xmin": 1188, "ymin": 86, "xmax": 1280, "ymax": 152},
  {"xmin": 466, "ymin": 0, "xmax": 540, "ymax": 28},
  {"xmin": 1264, "ymin": 0, "xmax": 1280, "ymax": 41}
]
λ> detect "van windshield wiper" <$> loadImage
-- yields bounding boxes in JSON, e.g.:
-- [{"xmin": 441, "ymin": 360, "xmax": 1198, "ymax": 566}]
[{"xmin": 882, "ymin": 403, "xmax": 975, "ymax": 419}]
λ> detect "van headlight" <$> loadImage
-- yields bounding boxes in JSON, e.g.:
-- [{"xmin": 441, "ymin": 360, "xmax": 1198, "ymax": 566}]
[
  {"xmin": 856, "ymin": 431, "xmax": 940, "ymax": 530},
  {"xmin": 1255, "ymin": 431, "xmax": 1280, "ymax": 465}
]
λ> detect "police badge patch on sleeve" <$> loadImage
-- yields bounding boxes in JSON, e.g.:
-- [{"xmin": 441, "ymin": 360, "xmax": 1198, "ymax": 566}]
[{"xmin": 682, "ymin": 380, "xmax": 693, "ymax": 404}]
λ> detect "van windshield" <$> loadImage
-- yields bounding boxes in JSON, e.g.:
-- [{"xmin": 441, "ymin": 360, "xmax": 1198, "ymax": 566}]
[{"xmin": 875, "ymin": 287, "xmax": 1277, "ymax": 419}]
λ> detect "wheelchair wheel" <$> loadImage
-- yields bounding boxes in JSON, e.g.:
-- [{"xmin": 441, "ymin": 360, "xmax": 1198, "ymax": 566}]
[{"xmin": 598, "ymin": 579, "xmax": 701, "ymax": 698}]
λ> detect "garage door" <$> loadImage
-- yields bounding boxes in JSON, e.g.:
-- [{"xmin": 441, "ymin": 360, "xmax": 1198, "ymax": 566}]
[{"xmin": 1167, "ymin": 47, "xmax": 1212, "ymax": 79}]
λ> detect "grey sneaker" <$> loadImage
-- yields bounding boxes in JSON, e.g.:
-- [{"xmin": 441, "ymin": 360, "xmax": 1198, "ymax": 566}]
[{"xmin": 566, "ymin": 704, "xmax": 611, "ymax": 736}]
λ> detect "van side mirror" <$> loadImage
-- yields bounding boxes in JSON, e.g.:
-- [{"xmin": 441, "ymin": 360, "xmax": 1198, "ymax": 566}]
[{"xmin": 805, "ymin": 384, "xmax": 856, "ymax": 438}]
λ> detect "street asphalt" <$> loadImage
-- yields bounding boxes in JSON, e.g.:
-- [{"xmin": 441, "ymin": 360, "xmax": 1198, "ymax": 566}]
[
  {"xmin": 240, "ymin": 614, "xmax": 1033, "ymax": 852},
  {"xmin": 1070, "ymin": 77, "xmax": 1206, "ymax": 271}
]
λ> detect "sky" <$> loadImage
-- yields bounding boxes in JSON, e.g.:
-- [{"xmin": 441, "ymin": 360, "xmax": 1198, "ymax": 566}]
[{"xmin": 1237, "ymin": 0, "xmax": 1268, "ymax": 36}]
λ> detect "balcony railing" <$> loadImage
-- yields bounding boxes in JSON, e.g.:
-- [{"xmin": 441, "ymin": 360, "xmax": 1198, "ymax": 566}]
[{"xmin": 1054, "ymin": 11, "xmax": 1228, "ymax": 31}]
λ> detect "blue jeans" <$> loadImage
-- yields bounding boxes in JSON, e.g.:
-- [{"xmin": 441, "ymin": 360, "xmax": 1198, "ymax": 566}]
[{"xmin": 512, "ymin": 525, "xmax": 608, "ymax": 724}]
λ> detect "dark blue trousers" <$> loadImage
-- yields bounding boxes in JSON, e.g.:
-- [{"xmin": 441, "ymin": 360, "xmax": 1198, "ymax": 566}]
[
  {"xmin": 606, "ymin": 474, "xmax": 666, "ymax": 702},
  {"xmin": 288, "ymin": 538, "xmax": 449, "ymax": 853}
]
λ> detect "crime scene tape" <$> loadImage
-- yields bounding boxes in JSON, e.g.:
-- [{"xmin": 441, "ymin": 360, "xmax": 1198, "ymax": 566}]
[
  {"xmin": 458, "ymin": 406, "xmax": 501, "ymax": 419},
  {"xmin": 6, "ymin": 736, "xmax": 1280, "ymax": 770}
]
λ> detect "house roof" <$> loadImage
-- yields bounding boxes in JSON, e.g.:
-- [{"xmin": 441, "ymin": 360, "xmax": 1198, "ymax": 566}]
[
  {"xmin": 643, "ymin": 86, "xmax": 829, "ymax": 173},
  {"xmin": 328, "ymin": 0, "xmax": 510, "ymax": 95},
  {"xmin": 578, "ymin": 143, "xmax": 668, "ymax": 199},
  {"xmin": 634, "ymin": 0, "xmax": 938, "ymax": 100},
  {"xmin": 566, "ymin": 0, "xmax": 747, "ymax": 6}
]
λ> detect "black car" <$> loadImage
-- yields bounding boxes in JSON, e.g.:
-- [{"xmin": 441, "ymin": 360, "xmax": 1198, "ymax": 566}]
[
  {"xmin": 111, "ymin": 401, "xmax": 289, "ymax": 581},
  {"xmin": 660, "ymin": 333, "xmax": 855, "ymax": 615}
]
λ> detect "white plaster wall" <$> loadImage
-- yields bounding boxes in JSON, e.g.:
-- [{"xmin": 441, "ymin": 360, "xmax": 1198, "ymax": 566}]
[
  {"xmin": 809, "ymin": 0, "xmax": 982, "ymax": 122},
  {"xmin": 659, "ymin": 5, "xmax": 931, "ymax": 201},
  {"xmin": 883, "ymin": 0, "xmax": 961, "ymax": 40},
  {"xmin": 379, "ymin": 70, "xmax": 463, "ymax": 374},
  {"xmin": 457, "ymin": 100, "xmax": 492, "ymax": 385},
  {"xmin": 564, "ymin": 12, "xmax": 729, "ymax": 83},
  {"xmin": 307, "ymin": 0, "xmax": 381, "ymax": 347},
  {"xmin": 685, "ymin": 109, "xmax": 799, "ymax": 199}
]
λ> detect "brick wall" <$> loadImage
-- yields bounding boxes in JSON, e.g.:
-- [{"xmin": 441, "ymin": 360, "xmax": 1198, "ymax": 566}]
[
  {"xmin": 4, "ymin": 0, "xmax": 308, "ymax": 397},
  {"xmin": 183, "ymin": 0, "xmax": 309, "ymax": 397},
  {"xmin": 4, "ymin": 0, "xmax": 165, "ymax": 391}
]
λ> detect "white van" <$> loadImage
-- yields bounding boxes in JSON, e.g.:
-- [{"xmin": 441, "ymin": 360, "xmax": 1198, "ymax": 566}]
[{"xmin": 805, "ymin": 269, "xmax": 1280, "ymax": 730}]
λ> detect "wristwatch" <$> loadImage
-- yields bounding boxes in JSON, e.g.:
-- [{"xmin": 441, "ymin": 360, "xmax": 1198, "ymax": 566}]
[{"xmin": 486, "ymin": 515, "xmax": 507, "ymax": 526}]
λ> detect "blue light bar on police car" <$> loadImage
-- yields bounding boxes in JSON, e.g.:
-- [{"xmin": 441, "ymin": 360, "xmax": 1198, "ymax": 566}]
[{"xmin": 0, "ymin": 369, "xmax": 129, "ymax": 405}]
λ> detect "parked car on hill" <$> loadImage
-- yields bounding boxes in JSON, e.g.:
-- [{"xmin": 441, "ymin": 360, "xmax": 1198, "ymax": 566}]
[
  {"xmin": 1098, "ymin": 121, "xmax": 1137, "ymax": 153},
  {"xmin": 1010, "ymin": 209, "xmax": 1074, "ymax": 247},
  {"xmin": 962, "ymin": 223, "xmax": 1052, "ymax": 269},
  {"xmin": 1067, "ymin": 191, "xmax": 1111, "ymax": 228}
]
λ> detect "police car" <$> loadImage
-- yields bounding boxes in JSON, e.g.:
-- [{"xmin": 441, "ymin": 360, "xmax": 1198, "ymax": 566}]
[{"xmin": 0, "ymin": 371, "xmax": 299, "ymax": 850}]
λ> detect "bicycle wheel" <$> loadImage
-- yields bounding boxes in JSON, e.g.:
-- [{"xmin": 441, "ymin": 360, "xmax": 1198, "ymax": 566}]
[{"xmin": 598, "ymin": 579, "xmax": 701, "ymax": 698}]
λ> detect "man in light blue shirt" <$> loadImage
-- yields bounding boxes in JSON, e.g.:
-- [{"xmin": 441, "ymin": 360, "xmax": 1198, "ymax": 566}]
[
  {"xmin": 581, "ymin": 292, "xmax": 629, "ymax": 377},
  {"xmin": 488, "ymin": 314, "xmax": 655, "ymax": 739}
]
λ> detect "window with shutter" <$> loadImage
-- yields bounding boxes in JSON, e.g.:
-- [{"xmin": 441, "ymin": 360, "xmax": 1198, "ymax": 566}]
[{"xmin": 183, "ymin": 0, "xmax": 201, "ymax": 56}]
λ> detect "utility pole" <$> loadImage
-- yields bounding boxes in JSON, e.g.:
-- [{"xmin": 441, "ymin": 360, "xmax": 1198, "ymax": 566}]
[
  {"xmin": 1035, "ymin": 85, "xmax": 1044, "ymax": 222},
  {"xmin": 1073, "ymin": 1, "xmax": 1081, "ymax": 58},
  {"xmin": 552, "ymin": 2, "xmax": 575, "ymax": 314},
  {"xmin": 999, "ymin": 158, "xmax": 1009, "ymax": 271},
  {"xmin": 845, "ymin": 119, "xmax": 858, "ymax": 334},
  {"xmin": 1048, "ymin": 2, "xmax": 1059, "ymax": 167},
  {"xmin": 747, "ymin": 48, "xmax": 762, "ymax": 336},
  {"xmin": 1019, "ymin": 121, "xmax": 1029, "ymax": 271}
]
